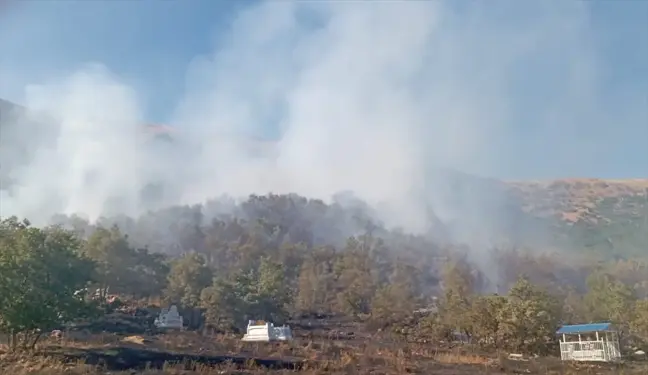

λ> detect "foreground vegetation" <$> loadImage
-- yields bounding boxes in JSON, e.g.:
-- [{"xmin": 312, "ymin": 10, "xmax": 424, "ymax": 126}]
[{"xmin": 0, "ymin": 193, "xmax": 647, "ymax": 373}]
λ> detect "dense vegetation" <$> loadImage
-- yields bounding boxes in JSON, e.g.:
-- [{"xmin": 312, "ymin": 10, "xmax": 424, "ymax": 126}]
[{"xmin": 1, "ymin": 193, "xmax": 647, "ymax": 357}]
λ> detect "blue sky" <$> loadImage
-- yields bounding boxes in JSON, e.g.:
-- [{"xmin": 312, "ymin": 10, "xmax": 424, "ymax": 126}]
[
  {"xmin": 0, "ymin": 0, "xmax": 250, "ymax": 122},
  {"xmin": 0, "ymin": 0, "xmax": 647, "ymax": 180}
]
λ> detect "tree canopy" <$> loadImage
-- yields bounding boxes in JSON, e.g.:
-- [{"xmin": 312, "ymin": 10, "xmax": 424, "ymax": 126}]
[
  {"xmin": 0, "ymin": 217, "xmax": 96, "ymax": 349},
  {"xmin": 0, "ymin": 192, "xmax": 646, "ymax": 353}
]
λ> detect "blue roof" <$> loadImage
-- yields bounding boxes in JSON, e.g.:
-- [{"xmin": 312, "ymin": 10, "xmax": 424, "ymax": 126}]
[{"xmin": 556, "ymin": 323, "xmax": 613, "ymax": 335}]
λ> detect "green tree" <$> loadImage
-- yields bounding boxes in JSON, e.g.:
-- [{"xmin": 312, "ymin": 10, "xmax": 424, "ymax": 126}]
[
  {"xmin": 561, "ymin": 287, "xmax": 588, "ymax": 324},
  {"xmin": 131, "ymin": 248, "xmax": 170, "ymax": 298},
  {"xmin": 497, "ymin": 276, "xmax": 561, "ymax": 354},
  {"xmin": 439, "ymin": 260, "xmax": 476, "ymax": 337},
  {"xmin": 257, "ymin": 256, "xmax": 292, "ymax": 319},
  {"xmin": 584, "ymin": 271, "xmax": 636, "ymax": 326},
  {"xmin": 469, "ymin": 295, "xmax": 508, "ymax": 348},
  {"xmin": 164, "ymin": 252, "xmax": 213, "ymax": 307},
  {"xmin": 83, "ymin": 225, "xmax": 169, "ymax": 300},
  {"xmin": 295, "ymin": 247, "xmax": 337, "ymax": 314},
  {"xmin": 200, "ymin": 276, "xmax": 247, "ymax": 332},
  {"xmin": 83, "ymin": 225, "xmax": 138, "ymax": 299},
  {"xmin": 334, "ymin": 237, "xmax": 377, "ymax": 317},
  {"xmin": 0, "ymin": 217, "xmax": 96, "ymax": 350},
  {"xmin": 371, "ymin": 263, "xmax": 420, "ymax": 327},
  {"xmin": 201, "ymin": 257, "xmax": 290, "ymax": 332},
  {"xmin": 630, "ymin": 300, "xmax": 648, "ymax": 342},
  {"xmin": 421, "ymin": 312, "xmax": 454, "ymax": 342}
]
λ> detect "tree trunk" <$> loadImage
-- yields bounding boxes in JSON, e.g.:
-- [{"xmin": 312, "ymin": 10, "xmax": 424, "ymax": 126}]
[
  {"xmin": 10, "ymin": 330, "xmax": 17, "ymax": 351},
  {"xmin": 20, "ymin": 332, "xmax": 31, "ymax": 350},
  {"xmin": 29, "ymin": 332, "xmax": 43, "ymax": 350}
]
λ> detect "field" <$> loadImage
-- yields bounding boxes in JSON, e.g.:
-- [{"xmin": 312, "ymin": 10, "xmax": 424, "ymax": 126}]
[{"xmin": 1, "ymin": 318, "xmax": 646, "ymax": 375}]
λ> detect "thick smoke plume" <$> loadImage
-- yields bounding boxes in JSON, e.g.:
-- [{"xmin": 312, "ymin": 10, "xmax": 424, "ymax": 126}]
[{"xmin": 0, "ymin": 1, "xmax": 644, "ymax": 253}]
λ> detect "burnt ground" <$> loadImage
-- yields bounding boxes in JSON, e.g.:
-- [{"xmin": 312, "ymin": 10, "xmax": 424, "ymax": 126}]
[
  {"xmin": 1, "ymin": 316, "xmax": 646, "ymax": 374},
  {"xmin": 45, "ymin": 346, "xmax": 304, "ymax": 371}
]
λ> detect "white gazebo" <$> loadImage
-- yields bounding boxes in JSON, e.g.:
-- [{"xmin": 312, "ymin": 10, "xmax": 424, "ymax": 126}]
[{"xmin": 557, "ymin": 322, "xmax": 621, "ymax": 362}]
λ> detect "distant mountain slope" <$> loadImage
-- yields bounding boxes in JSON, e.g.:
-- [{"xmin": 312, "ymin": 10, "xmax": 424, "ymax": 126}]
[
  {"xmin": 419, "ymin": 172, "xmax": 647, "ymax": 257},
  {"xmin": 507, "ymin": 179, "xmax": 648, "ymax": 224},
  {"xmin": 504, "ymin": 179, "xmax": 648, "ymax": 256}
]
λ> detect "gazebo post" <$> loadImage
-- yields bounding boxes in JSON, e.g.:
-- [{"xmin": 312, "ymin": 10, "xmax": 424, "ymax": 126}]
[{"xmin": 604, "ymin": 332, "xmax": 610, "ymax": 361}]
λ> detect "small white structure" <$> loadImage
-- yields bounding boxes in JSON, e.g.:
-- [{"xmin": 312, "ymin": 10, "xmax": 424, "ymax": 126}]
[
  {"xmin": 154, "ymin": 305, "xmax": 184, "ymax": 329},
  {"xmin": 557, "ymin": 323, "xmax": 621, "ymax": 362},
  {"xmin": 242, "ymin": 320, "xmax": 293, "ymax": 342}
]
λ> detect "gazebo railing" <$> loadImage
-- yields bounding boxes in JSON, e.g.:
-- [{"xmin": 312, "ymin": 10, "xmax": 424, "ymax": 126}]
[{"xmin": 559, "ymin": 340, "xmax": 620, "ymax": 362}]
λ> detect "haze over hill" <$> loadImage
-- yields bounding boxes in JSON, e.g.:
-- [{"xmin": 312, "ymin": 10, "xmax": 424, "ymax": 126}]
[
  {"xmin": 1, "ymin": 2, "xmax": 647, "ymax": 260},
  {"xmin": 2, "ymin": 97, "xmax": 647, "ymax": 259}
]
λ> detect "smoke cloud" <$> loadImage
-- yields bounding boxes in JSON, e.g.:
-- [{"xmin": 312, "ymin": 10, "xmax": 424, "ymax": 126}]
[{"xmin": 0, "ymin": 1, "xmax": 645, "ymax": 246}]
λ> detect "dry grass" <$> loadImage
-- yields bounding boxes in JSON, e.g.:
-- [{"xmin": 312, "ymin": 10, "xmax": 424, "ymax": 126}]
[
  {"xmin": 507, "ymin": 178, "xmax": 648, "ymax": 191},
  {"xmin": 507, "ymin": 178, "xmax": 648, "ymax": 201},
  {"xmin": 433, "ymin": 351, "xmax": 492, "ymax": 365},
  {"xmin": 505, "ymin": 178, "xmax": 648, "ymax": 223},
  {"xmin": 1, "ymin": 331, "xmax": 647, "ymax": 374}
]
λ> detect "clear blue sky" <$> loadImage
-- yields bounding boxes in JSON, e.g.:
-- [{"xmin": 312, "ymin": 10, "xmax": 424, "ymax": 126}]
[{"xmin": 0, "ymin": 0, "xmax": 646, "ymax": 179}]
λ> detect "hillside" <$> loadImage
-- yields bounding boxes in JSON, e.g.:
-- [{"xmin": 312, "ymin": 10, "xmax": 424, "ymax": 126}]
[
  {"xmin": 505, "ymin": 179, "xmax": 648, "ymax": 256},
  {"xmin": 508, "ymin": 178, "xmax": 648, "ymax": 224}
]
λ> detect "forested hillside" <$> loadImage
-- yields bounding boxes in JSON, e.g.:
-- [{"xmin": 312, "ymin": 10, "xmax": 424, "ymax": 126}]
[
  {"xmin": 1, "ymin": 193, "xmax": 647, "ymax": 358},
  {"xmin": 1, "ymin": 136, "xmax": 647, "ymax": 371}
]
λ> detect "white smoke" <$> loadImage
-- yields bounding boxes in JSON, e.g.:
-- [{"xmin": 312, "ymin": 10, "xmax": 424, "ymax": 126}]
[{"xmin": 1, "ymin": 1, "xmax": 644, "ymax": 239}]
